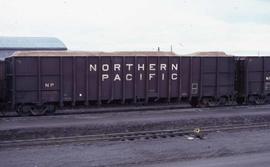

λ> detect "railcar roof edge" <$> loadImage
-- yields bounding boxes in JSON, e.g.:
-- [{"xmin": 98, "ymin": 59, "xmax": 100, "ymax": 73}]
[
  {"xmin": 10, "ymin": 51, "xmax": 178, "ymax": 57},
  {"xmin": 9, "ymin": 51, "xmax": 237, "ymax": 57},
  {"xmin": 185, "ymin": 51, "xmax": 234, "ymax": 56}
]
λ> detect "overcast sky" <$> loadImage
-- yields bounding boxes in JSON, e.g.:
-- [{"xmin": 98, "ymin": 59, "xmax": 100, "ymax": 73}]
[{"xmin": 0, "ymin": 0, "xmax": 270, "ymax": 55}]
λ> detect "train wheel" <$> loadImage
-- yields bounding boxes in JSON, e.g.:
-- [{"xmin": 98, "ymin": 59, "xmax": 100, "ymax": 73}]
[
  {"xmin": 29, "ymin": 105, "xmax": 46, "ymax": 116},
  {"xmin": 248, "ymin": 96, "xmax": 265, "ymax": 105},
  {"xmin": 16, "ymin": 105, "xmax": 31, "ymax": 116},
  {"xmin": 199, "ymin": 98, "xmax": 207, "ymax": 107},
  {"xmin": 208, "ymin": 99, "xmax": 218, "ymax": 107},
  {"xmin": 218, "ymin": 97, "xmax": 227, "ymax": 106},
  {"xmin": 255, "ymin": 96, "xmax": 266, "ymax": 105}
]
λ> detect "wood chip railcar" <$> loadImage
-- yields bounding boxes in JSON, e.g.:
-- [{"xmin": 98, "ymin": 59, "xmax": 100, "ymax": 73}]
[{"xmin": 1, "ymin": 51, "xmax": 269, "ymax": 116}]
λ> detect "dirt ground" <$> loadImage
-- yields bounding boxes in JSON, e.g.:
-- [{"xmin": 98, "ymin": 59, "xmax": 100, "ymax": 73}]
[{"xmin": 1, "ymin": 128, "xmax": 270, "ymax": 167}]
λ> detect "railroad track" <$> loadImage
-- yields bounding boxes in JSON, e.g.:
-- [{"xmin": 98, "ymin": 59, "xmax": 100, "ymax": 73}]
[
  {"xmin": 0, "ymin": 104, "xmax": 192, "ymax": 118},
  {"xmin": 2, "ymin": 103, "xmax": 267, "ymax": 118},
  {"xmin": 1, "ymin": 122, "xmax": 270, "ymax": 148}
]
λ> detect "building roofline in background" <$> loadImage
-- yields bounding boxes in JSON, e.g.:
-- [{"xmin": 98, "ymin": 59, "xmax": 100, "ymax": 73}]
[{"xmin": 0, "ymin": 36, "xmax": 67, "ymax": 50}]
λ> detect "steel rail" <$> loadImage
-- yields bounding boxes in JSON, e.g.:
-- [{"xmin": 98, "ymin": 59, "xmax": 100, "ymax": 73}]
[
  {"xmin": 1, "ymin": 122, "xmax": 270, "ymax": 148},
  {"xmin": 2, "ymin": 103, "xmax": 270, "ymax": 118}
]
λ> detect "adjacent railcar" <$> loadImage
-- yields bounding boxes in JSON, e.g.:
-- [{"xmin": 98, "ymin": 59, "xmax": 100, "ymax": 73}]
[
  {"xmin": 4, "ymin": 51, "xmax": 235, "ymax": 116},
  {"xmin": 0, "ymin": 60, "xmax": 5, "ymax": 105},
  {"xmin": 236, "ymin": 56, "xmax": 270, "ymax": 104}
]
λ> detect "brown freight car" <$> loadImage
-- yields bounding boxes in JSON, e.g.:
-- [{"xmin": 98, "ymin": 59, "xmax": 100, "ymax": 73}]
[
  {"xmin": 236, "ymin": 56, "xmax": 270, "ymax": 104},
  {"xmin": 0, "ymin": 60, "xmax": 5, "ymax": 104},
  {"xmin": 5, "ymin": 51, "xmax": 236, "ymax": 116}
]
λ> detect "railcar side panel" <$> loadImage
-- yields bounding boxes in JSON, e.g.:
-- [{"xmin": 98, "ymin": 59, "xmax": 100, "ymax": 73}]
[
  {"xmin": 75, "ymin": 57, "xmax": 86, "ymax": 102},
  {"xmin": 134, "ymin": 57, "xmax": 144, "ymax": 99},
  {"xmin": 170, "ymin": 57, "xmax": 180, "ymax": 98},
  {"xmin": 180, "ymin": 57, "xmax": 190, "ymax": 98},
  {"xmin": 6, "ymin": 54, "xmax": 236, "ymax": 110},
  {"xmin": 0, "ymin": 60, "xmax": 5, "ymax": 102},
  {"xmin": 190, "ymin": 57, "xmax": 200, "ymax": 97},
  {"xmin": 200, "ymin": 57, "xmax": 235, "ymax": 98},
  {"xmin": 124, "ymin": 57, "xmax": 135, "ymax": 100},
  {"xmin": 41, "ymin": 57, "xmax": 60, "ymax": 103},
  {"xmin": 158, "ymin": 57, "xmax": 168, "ymax": 98},
  {"xmin": 88, "ymin": 57, "xmax": 99, "ymax": 101},
  {"xmin": 15, "ymin": 57, "xmax": 38, "ymax": 104},
  {"xmin": 62, "ymin": 57, "xmax": 73, "ymax": 101},
  {"xmin": 245, "ymin": 57, "xmax": 270, "ymax": 95},
  {"xmin": 218, "ymin": 57, "xmax": 235, "ymax": 95}
]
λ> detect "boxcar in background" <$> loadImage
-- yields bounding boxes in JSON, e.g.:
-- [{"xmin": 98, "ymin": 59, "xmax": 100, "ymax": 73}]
[
  {"xmin": 5, "ymin": 51, "xmax": 236, "ymax": 115},
  {"xmin": 236, "ymin": 56, "xmax": 270, "ymax": 104}
]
